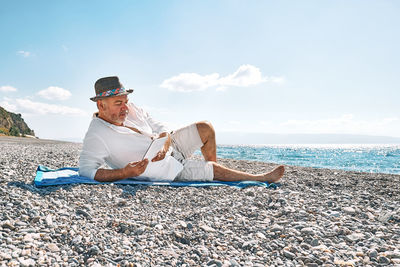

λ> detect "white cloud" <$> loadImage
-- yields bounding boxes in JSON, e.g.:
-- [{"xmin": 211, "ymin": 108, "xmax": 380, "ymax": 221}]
[
  {"xmin": 0, "ymin": 100, "xmax": 17, "ymax": 112},
  {"xmin": 160, "ymin": 65, "xmax": 284, "ymax": 92},
  {"xmin": 37, "ymin": 86, "xmax": 72, "ymax": 101},
  {"xmin": 161, "ymin": 73, "xmax": 220, "ymax": 92},
  {"xmin": 15, "ymin": 99, "xmax": 86, "ymax": 116},
  {"xmin": 218, "ymin": 64, "xmax": 266, "ymax": 87},
  {"xmin": 1, "ymin": 97, "xmax": 87, "ymax": 116},
  {"xmin": 17, "ymin": 51, "xmax": 31, "ymax": 57},
  {"xmin": 268, "ymin": 76, "xmax": 285, "ymax": 84},
  {"xmin": 0, "ymin": 86, "xmax": 17, "ymax": 92}
]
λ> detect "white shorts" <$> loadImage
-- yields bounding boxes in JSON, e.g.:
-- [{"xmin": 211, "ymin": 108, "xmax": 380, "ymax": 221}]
[{"xmin": 170, "ymin": 123, "xmax": 214, "ymax": 182}]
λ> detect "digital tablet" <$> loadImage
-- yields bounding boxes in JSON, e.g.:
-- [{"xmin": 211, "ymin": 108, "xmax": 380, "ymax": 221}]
[{"xmin": 142, "ymin": 136, "xmax": 168, "ymax": 160}]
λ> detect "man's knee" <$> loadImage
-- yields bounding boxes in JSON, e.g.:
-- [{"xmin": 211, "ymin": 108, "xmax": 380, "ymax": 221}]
[{"xmin": 196, "ymin": 121, "xmax": 215, "ymax": 139}]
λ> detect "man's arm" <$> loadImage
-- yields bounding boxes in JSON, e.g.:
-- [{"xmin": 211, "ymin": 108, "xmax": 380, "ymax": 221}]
[
  {"xmin": 80, "ymin": 132, "xmax": 149, "ymax": 181},
  {"xmin": 94, "ymin": 159, "xmax": 149, "ymax": 182}
]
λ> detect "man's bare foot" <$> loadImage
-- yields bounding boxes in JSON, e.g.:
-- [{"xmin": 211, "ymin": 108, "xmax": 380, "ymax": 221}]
[{"xmin": 259, "ymin": 165, "xmax": 285, "ymax": 183}]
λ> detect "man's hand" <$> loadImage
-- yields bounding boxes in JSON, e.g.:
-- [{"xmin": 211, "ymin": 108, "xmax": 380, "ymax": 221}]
[
  {"xmin": 152, "ymin": 148, "xmax": 167, "ymax": 162},
  {"xmin": 123, "ymin": 159, "xmax": 149, "ymax": 177},
  {"xmin": 151, "ymin": 132, "xmax": 171, "ymax": 162}
]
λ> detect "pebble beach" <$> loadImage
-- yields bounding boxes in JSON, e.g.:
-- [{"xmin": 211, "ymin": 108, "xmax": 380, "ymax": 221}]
[{"xmin": 0, "ymin": 137, "xmax": 399, "ymax": 267}]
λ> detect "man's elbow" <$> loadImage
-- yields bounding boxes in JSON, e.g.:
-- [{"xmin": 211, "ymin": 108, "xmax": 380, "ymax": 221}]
[
  {"xmin": 78, "ymin": 166, "xmax": 96, "ymax": 180},
  {"xmin": 92, "ymin": 169, "xmax": 106, "ymax": 182}
]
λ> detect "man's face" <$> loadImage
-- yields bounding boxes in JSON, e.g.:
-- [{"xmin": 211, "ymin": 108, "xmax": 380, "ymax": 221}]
[{"xmin": 97, "ymin": 95, "xmax": 129, "ymax": 126}]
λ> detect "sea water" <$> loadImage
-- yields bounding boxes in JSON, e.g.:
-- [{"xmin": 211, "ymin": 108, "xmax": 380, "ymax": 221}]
[{"xmin": 199, "ymin": 144, "xmax": 400, "ymax": 175}]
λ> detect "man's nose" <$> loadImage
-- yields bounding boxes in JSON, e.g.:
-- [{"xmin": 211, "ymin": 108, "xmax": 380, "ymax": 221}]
[{"xmin": 122, "ymin": 103, "xmax": 129, "ymax": 110}]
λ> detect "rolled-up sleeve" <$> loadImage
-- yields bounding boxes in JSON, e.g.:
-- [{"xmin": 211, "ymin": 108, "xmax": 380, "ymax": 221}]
[
  {"xmin": 79, "ymin": 133, "xmax": 110, "ymax": 179},
  {"xmin": 143, "ymin": 109, "xmax": 169, "ymax": 134}
]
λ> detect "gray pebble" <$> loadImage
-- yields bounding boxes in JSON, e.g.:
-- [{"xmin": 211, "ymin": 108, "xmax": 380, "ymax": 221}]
[
  {"xmin": 229, "ymin": 259, "xmax": 240, "ymax": 267},
  {"xmin": 369, "ymin": 249, "xmax": 378, "ymax": 259},
  {"xmin": 207, "ymin": 259, "xmax": 223, "ymax": 267},
  {"xmin": 76, "ymin": 209, "xmax": 92, "ymax": 219},
  {"xmin": 270, "ymin": 224, "xmax": 284, "ymax": 232},
  {"xmin": 88, "ymin": 245, "xmax": 100, "ymax": 255},
  {"xmin": 283, "ymin": 250, "xmax": 296, "ymax": 259},
  {"xmin": 1, "ymin": 222, "xmax": 15, "ymax": 231},
  {"xmin": 310, "ymin": 239, "xmax": 319, "ymax": 247},
  {"xmin": 378, "ymin": 212, "xmax": 393, "ymax": 223},
  {"xmin": 377, "ymin": 256, "xmax": 390, "ymax": 264},
  {"xmin": 301, "ymin": 227, "xmax": 315, "ymax": 236}
]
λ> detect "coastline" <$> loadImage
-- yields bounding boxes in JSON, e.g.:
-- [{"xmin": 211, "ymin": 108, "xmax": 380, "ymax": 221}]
[
  {"xmin": 0, "ymin": 136, "xmax": 75, "ymax": 144},
  {"xmin": 0, "ymin": 137, "xmax": 399, "ymax": 266}
]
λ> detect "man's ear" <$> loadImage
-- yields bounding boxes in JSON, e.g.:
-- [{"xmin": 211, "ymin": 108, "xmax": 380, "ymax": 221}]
[{"xmin": 97, "ymin": 100, "xmax": 105, "ymax": 111}]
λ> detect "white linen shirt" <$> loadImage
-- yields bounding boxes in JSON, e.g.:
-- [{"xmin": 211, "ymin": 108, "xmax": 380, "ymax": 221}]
[{"xmin": 79, "ymin": 102, "xmax": 183, "ymax": 181}]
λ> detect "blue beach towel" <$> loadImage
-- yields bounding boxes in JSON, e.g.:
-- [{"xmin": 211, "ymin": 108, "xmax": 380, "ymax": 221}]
[{"xmin": 34, "ymin": 165, "xmax": 279, "ymax": 189}]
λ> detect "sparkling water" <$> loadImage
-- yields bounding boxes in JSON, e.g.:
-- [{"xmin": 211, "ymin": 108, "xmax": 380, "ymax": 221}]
[{"xmin": 204, "ymin": 144, "xmax": 400, "ymax": 175}]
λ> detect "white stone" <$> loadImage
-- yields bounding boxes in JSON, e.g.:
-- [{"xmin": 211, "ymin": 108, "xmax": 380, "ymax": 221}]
[
  {"xmin": 343, "ymin": 207, "xmax": 356, "ymax": 214},
  {"xmin": 256, "ymin": 232, "xmax": 266, "ymax": 239},
  {"xmin": 0, "ymin": 252, "xmax": 12, "ymax": 260},
  {"xmin": 378, "ymin": 212, "xmax": 393, "ymax": 223},
  {"xmin": 346, "ymin": 233, "xmax": 365, "ymax": 242},
  {"xmin": 301, "ymin": 227, "xmax": 315, "ymax": 235},
  {"xmin": 21, "ymin": 249, "xmax": 31, "ymax": 256},
  {"xmin": 19, "ymin": 258, "xmax": 36, "ymax": 267},
  {"xmin": 154, "ymin": 224, "xmax": 163, "ymax": 230},
  {"xmin": 200, "ymin": 224, "xmax": 216, "ymax": 232},
  {"xmin": 45, "ymin": 214, "xmax": 53, "ymax": 226},
  {"xmin": 46, "ymin": 243, "xmax": 60, "ymax": 252},
  {"xmin": 23, "ymin": 234, "xmax": 34, "ymax": 243},
  {"xmin": 386, "ymin": 250, "xmax": 400, "ymax": 259},
  {"xmin": 178, "ymin": 220, "xmax": 187, "ymax": 228}
]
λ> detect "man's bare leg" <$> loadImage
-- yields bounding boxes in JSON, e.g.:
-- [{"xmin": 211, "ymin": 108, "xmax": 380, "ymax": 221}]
[
  {"xmin": 212, "ymin": 162, "xmax": 285, "ymax": 183},
  {"xmin": 196, "ymin": 121, "xmax": 217, "ymax": 162}
]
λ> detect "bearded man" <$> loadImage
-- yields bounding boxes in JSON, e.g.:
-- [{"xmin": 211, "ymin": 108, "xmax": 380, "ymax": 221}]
[{"xmin": 79, "ymin": 76, "xmax": 285, "ymax": 183}]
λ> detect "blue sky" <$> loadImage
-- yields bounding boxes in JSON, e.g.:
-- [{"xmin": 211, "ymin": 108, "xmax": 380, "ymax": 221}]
[{"xmin": 1, "ymin": 0, "xmax": 399, "ymax": 142}]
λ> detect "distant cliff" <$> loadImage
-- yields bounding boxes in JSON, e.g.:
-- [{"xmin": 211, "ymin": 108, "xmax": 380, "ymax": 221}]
[{"xmin": 0, "ymin": 106, "xmax": 35, "ymax": 137}]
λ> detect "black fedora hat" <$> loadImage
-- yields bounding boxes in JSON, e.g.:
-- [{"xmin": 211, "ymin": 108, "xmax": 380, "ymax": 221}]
[{"xmin": 90, "ymin": 76, "xmax": 133, "ymax": 102}]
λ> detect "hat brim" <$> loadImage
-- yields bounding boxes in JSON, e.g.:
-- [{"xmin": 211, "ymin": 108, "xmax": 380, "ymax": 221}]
[{"xmin": 90, "ymin": 89, "xmax": 134, "ymax": 102}]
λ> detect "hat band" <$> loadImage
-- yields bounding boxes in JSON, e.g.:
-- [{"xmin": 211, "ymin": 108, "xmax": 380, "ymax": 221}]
[{"xmin": 96, "ymin": 87, "xmax": 125, "ymax": 98}]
